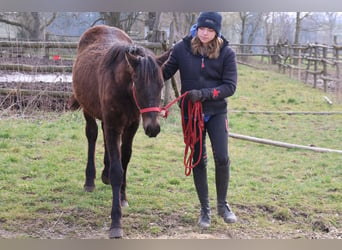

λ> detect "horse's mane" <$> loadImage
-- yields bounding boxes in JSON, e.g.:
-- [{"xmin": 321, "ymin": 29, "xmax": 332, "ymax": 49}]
[
  {"xmin": 104, "ymin": 44, "xmax": 130, "ymax": 69},
  {"xmin": 104, "ymin": 44, "xmax": 162, "ymax": 87}
]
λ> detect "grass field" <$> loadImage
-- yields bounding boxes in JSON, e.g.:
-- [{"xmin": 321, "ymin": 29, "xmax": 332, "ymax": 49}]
[{"xmin": 0, "ymin": 64, "xmax": 341, "ymax": 239}]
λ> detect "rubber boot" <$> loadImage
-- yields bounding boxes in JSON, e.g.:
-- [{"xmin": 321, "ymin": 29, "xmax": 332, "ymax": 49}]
[
  {"xmin": 193, "ymin": 166, "xmax": 211, "ymax": 229},
  {"xmin": 216, "ymin": 159, "xmax": 237, "ymax": 224}
]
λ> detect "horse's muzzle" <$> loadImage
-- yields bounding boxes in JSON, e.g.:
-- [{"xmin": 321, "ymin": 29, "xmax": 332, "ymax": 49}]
[
  {"xmin": 142, "ymin": 115, "xmax": 160, "ymax": 137},
  {"xmin": 145, "ymin": 124, "xmax": 160, "ymax": 138}
]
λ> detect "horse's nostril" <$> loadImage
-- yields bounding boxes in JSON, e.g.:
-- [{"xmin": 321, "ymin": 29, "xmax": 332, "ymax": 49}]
[{"xmin": 145, "ymin": 125, "xmax": 160, "ymax": 138}]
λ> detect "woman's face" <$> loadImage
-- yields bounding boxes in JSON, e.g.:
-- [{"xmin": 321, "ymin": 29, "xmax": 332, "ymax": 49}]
[{"xmin": 197, "ymin": 27, "xmax": 216, "ymax": 45}]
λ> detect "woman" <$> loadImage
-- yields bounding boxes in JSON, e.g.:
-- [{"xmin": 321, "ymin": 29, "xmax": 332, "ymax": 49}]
[{"xmin": 162, "ymin": 12, "xmax": 238, "ymax": 228}]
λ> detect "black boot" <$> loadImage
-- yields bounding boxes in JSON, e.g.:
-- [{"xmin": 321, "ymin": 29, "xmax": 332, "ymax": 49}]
[
  {"xmin": 216, "ymin": 159, "xmax": 237, "ymax": 224},
  {"xmin": 193, "ymin": 166, "xmax": 211, "ymax": 228}
]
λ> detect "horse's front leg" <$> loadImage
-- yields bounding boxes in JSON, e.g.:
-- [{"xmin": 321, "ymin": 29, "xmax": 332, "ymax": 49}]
[
  {"xmin": 101, "ymin": 121, "xmax": 111, "ymax": 185},
  {"xmin": 103, "ymin": 124, "xmax": 124, "ymax": 238},
  {"xmin": 120, "ymin": 121, "xmax": 139, "ymax": 207},
  {"xmin": 83, "ymin": 111, "xmax": 98, "ymax": 192}
]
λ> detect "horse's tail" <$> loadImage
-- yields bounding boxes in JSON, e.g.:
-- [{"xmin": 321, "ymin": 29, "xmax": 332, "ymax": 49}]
[{"xmin": 68, "ymin": 94, "xmax": 81, "ymax": 111}]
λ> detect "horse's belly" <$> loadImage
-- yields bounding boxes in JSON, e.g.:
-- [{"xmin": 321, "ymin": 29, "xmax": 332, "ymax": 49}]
[{"xmin": 72, "ymin": 58, "xmax": 103, "ymax": 119}]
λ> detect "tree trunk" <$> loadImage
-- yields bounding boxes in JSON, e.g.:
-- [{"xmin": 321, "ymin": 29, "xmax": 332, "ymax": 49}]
[
  {"xmin": 101, "ymin": 12, "xmax": 122, "ymax": 29},
  {"xmin": 294, "ymin": 12, "xmax": 301, "ymax": 45}
]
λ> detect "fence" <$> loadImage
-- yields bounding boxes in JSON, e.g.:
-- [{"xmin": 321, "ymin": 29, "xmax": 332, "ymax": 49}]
[
  {"xmin": 1, "ymin": 39, "xmax": 341, "ymax": 87},
  {"xmin": 0, "ymin": 39, "xmax": 166, "ymax": 112},
  {"xmin": 1, "ymin": 39, "xmax": 341, "ymax": 112},
  {"xmin": 231, "ymin": 42, "xmax": 342, "ymax": 94},
  {"xmin": 0, "ymin": 40, "xmax": 164, "ymax": 70}
]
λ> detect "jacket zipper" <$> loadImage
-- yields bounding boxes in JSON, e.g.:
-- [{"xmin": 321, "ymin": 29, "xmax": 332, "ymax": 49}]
[{"xmin": 201, "ymin": 57, "xmax": 205, "ymax": 69}]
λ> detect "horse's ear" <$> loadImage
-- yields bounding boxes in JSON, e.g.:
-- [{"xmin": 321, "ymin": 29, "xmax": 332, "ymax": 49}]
[
  {"xmin": 125, "ymin": 51, "xmax": 140, "ymax": 70},
  {"xmin": 155, "ymin": 48, "xmax": 173, "ymax": 67}
]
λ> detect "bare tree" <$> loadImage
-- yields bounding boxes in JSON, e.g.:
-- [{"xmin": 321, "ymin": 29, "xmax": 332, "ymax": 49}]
[
  {"xmin": 239, "ymin": 12, "xmax": 248, "ymax": 47},
  {"xmin": 98, "ymin": 12, "xmax": 122, "ymax": 28},
  {"xmin": 300, "ymin": 12, "xmax": 339, "ymax": 45},
  {"xmin": 168, "ymin": 12, "xmax": 197, "ymax": 44},
  {"xmin": 91, "ymin": 12, "xmax": 143, "ymax": 33},
  {"xmin": 294, "ymin": 12, "xmax": 311, "ymax": 45},
  {"xmin": 0, "ymin": 12, "xmax": 56, "ymax": 40},
  {"xmin": 145, "ymin": 12, "xmax": 162, "ymax": 42},
  {"xmin": 238, "ymin": 12, "xmax": 264, "ymax": 57}
]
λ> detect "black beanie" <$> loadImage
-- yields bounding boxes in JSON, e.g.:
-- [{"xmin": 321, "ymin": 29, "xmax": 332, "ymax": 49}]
[{"xmin": 196, "ymin": 12, "xmax": 222, "ymax": 35}]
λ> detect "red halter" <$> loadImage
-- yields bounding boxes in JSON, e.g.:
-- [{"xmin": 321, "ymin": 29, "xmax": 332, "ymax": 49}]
[
  {"xmin": 132, "ymin": 84, "xmax": 162, "ymax": 114},
  {"xmin": 132, "ymin": 84, "xmax": 203, "ymax": 176},
  {"xmin": 132, "ymin": 83, "xmax": 188, "ymax": 117}
]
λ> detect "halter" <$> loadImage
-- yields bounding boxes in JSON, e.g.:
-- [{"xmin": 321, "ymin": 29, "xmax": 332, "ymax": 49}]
[
  {"xmin": 132, "ymin": 83, "xmax": 203, "ymax": 176},
  {"xmin": 132, "ymin": 83, "xmax": 189, "ymax": 118},
  {"xmin": 132, "ymin": 83, "xmax": 162, "ymax": 114}
]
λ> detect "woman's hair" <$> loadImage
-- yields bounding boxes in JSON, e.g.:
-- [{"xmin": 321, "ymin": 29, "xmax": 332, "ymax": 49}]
[{"xmin": 191, "ymin": 35, "xmax": 223, "ymax": 59}]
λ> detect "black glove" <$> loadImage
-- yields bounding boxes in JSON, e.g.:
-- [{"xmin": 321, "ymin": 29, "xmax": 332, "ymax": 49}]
[{"xmin": 187, "ymin": 90, "xmax": 203, "ymax": 103}]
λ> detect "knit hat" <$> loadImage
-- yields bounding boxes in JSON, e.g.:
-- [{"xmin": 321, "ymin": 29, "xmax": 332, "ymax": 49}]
[{"xmin": 196, "ymin": 12, "xmax": 222, "ymax": 36}]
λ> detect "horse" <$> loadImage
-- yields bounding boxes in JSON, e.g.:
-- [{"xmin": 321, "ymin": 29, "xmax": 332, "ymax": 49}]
[{"xmin": 69, "ymin": 25, "xmax": 171, "ymax": 238}]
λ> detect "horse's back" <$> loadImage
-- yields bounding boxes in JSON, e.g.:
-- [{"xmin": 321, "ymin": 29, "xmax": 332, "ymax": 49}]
[
  {"xmin": 72, "ymin": 25, "xmax": 133, "ymax": 119},
  {"xmin": 77, "ymin": 25, "xmax": 132, "ymax": 52}
]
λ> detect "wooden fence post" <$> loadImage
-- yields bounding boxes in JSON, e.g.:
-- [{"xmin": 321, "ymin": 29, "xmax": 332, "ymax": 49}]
[
  {"xmin": 314, "ymin": 45, "xmax": 318, "ymax": 88},
  {"xmin": 305, "ymin": 45, "xmax": 312, "ymax": 84},
  {"xmin": 322, "ymin": 46, "xmax": 328, "ymax": 92},
  {"xmin": 44, "ymin": 33, "xmax": 50, "ymax": 59},
  {"xmin": 297, "ymin": 47, "xmax": 301, "ymax": 81}
]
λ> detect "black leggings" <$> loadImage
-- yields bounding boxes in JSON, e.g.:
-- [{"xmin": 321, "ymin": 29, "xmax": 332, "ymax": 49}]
[
  {"xmin": 192, "ymin": 113, "xmax": 230, "ymax": 170},
  {"xmin": 187, "ymin": 113, "xmax": 231, "ymax": 206}
]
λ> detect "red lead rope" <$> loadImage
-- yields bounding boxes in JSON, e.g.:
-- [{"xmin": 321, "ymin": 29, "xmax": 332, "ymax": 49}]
[
  {"xmin": 158, "ymin": 91, "xmax": 204, "ymax": 176},
  {"xmin": 133, "ymin": 86, "xmax": 203, "ymax": 176},
  {"xmin": 180, "ymin": 96, "xmax": 204, "ymax": 176}
]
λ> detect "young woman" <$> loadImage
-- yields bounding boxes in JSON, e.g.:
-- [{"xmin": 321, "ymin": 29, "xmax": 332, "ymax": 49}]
[{"xmin": 162, "ymin": 12, "xmax": 238, "ymax": 228}]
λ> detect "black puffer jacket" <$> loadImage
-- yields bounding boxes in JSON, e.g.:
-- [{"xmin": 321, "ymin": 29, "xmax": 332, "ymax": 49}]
[{"xmin": 162, "ymin": 35, "xmax": 237, "ymax": 116}]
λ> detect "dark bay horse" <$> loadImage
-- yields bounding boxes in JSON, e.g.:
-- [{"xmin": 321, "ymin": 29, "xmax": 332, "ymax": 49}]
[{"xmin": 69, "ymin": 25, "xmax": 171, "ymax": 238}]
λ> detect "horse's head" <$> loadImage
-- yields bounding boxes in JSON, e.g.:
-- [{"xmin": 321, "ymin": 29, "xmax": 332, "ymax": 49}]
[{"xmin": 125, "ymin": 46, "xmax": 171, "ymax": 137}]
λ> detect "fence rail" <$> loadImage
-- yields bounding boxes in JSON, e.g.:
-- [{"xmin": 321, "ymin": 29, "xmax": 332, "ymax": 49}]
[
  {"xmin": 0, "ymin": 39, "xmax": 341, "ymax": 93},
  {"xmin": 0, "ymin": 40, "xmax": 163, "ymax": 60}
]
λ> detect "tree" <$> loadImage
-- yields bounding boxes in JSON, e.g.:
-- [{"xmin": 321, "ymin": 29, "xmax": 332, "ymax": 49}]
[
  {"xmin": 238, "ymin": 12, "xmax": 264, "ymax": 57},
  {"xmin": 168, "ymin": 12, "xmax": 197, "ymax": 44},
  {"xmin": 98, "ymin": 12, "xmax": 122, "ymax": 28},
  {"xmin": 145, "ymin": 12, "xmax": 162, "ymax": 42},
  {"xmin": 0, "ymin": 12, "xmax": 56, "ymax": 40},
  {"xmin": 91, "ymin": 12, "xmax": 143, "ymax": 34},
  {"xmin": 294, "ymin": 12, "xmax": 311, "ymax": 45}
]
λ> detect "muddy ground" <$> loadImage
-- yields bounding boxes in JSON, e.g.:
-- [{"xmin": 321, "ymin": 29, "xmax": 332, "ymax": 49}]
[
  {"xmin": 0, "ymin": 205, "xmax": 341, "ymax": 239},
  {"xmin": 0, "ymin": 56, "xmax": 73, "ymax": 112}
]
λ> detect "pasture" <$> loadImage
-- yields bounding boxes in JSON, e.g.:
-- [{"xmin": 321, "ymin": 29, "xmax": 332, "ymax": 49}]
[{"xmin": 0, "ymin": 65, "xmax": 341, "ymax": 238}]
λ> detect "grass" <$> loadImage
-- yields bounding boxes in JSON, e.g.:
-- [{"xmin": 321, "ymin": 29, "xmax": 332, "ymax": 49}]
[{"xmin": 0, "ymin": 64, "xmax": 341, "ymax": 239}]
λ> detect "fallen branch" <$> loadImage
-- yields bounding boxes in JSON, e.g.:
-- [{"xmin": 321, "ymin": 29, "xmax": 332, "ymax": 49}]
[
  {"xmin": 323, "ymin": 96, "xmax": 333, "ymax": 105},
  {"xmin": 229, "ymin": 132, "xmax": 342, "ymax": 154}
]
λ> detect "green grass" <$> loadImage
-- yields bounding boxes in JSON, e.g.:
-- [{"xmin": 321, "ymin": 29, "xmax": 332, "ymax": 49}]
[{"xmin": 0, "ymin": 65, "xmax": 341, "ymax": 239}]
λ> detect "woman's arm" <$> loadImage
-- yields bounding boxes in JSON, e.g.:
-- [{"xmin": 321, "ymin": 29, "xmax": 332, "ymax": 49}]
[{"xmin": 200, "ymin": 47, "xmax": 237, "ymax": 101}]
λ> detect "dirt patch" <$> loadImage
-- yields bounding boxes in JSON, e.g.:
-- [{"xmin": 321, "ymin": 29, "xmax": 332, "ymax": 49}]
[
  {"xmin": 0, "ymin": 56, "xmax": 73, "ymax": 113},
  {"xmin": 0, "ymin": 206, "xmax": 341, "ymax": 239}
]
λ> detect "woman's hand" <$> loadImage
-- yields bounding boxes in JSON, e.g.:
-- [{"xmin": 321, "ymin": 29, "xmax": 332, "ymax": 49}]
[{"xmin": 188, "ymin": 90, "xmax": 203, "ymax": 103}]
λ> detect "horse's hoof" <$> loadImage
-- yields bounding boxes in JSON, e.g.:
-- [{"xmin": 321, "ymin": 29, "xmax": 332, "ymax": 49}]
[
  {"xmin": 121, "ymin": 200, "xmax": 129, "ymax": 208},
  {"xmin": 101, "ymin": 172, "xmax": 110, "ymax": 185},
  {"xmin": 109, "ymin": 227, "xmax": 123, "ymax": 239},
  {"xmin": 84, "ymin": 185, "xmax": 95, "ymax": 192}
]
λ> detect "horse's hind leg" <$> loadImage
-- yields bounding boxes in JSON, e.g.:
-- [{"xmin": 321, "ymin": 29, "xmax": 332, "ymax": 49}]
[
  {"xmin": 120, "ymin": 121, "xmax": 139, "ymax": 207},
  {"xmin": 83, "ymin": 111, "xmax": 98, "ymax": 192}
]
